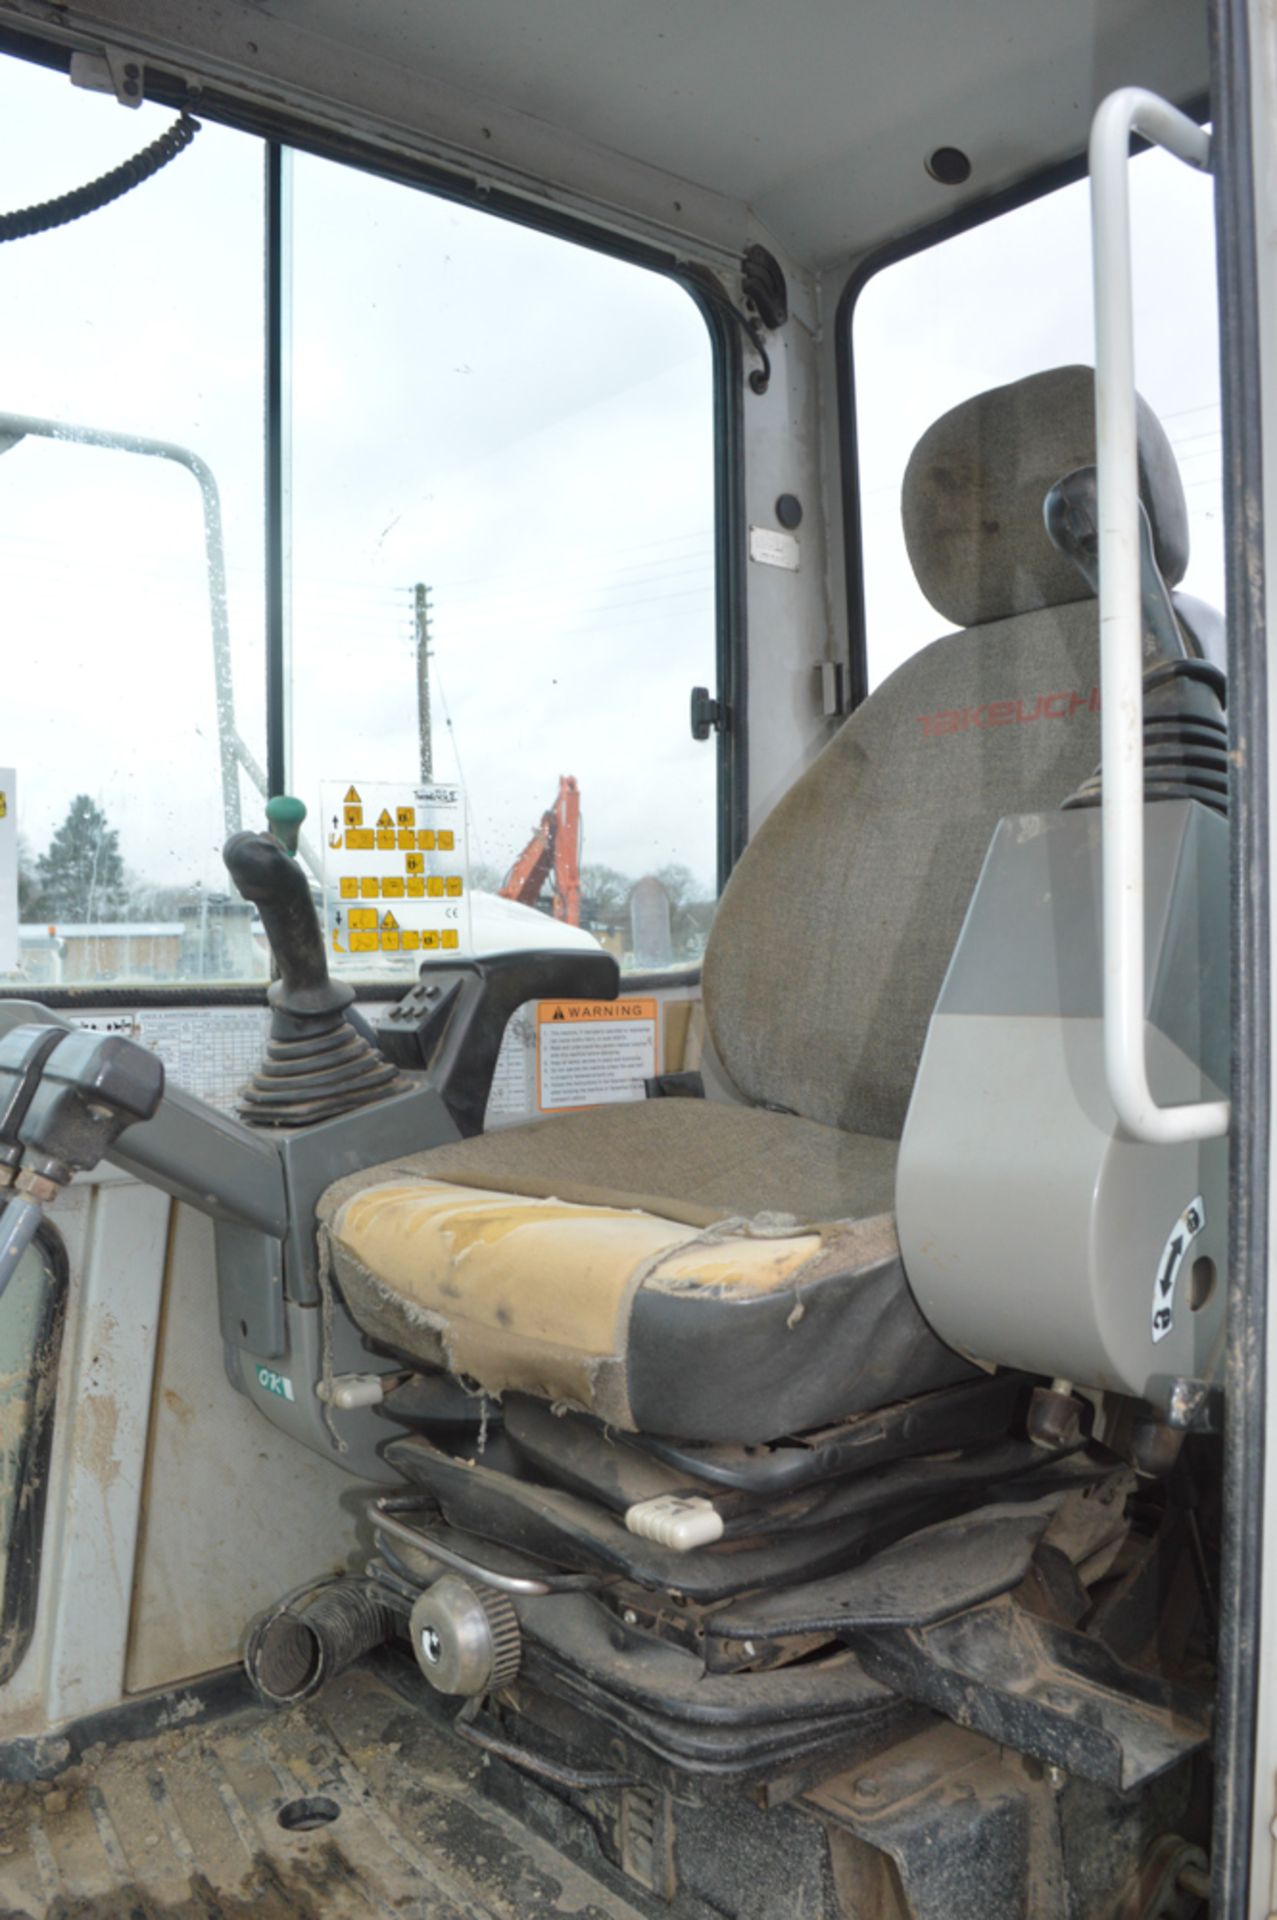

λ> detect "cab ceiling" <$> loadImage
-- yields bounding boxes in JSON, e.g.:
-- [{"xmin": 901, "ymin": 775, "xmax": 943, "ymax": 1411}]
[{"xmin": 2, "ymin": 0, "xmax": 1210, "ymax": 267}]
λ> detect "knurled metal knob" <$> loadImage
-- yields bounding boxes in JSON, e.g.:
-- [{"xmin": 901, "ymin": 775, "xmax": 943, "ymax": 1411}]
[{"xmin": 409, "ymin": 1575, "xmax": 521, "ymax": 1697}]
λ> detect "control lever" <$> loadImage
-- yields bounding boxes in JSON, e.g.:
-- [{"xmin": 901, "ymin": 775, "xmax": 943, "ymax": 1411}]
[
  {"xmin": 224, "ymin": 828, "xmax": 404, "ymax": 1125},
  {"xmin": 225, "ymin": 829, "xmax": 349, "ymax": 1017},
  {"xmin": 1044, "ymin": 464, "xmax": 1193, "ymax": 669},
  {"xmin": 0, "ymin": 1024, "xmax": 164, "ymax": 1298},
  {"xmin": 1044, "ymin": 466, "xmax": 1228, "ymax": 815}
]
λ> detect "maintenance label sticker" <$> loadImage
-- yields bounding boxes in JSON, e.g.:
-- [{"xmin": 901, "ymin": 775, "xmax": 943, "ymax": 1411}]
[
  {"xmin": 1151, "ymin": 1194, "xmax": 1206, "ymax": 1344},
  {"xmin": 70, "ymin": 1006, "xmax": 270, "ymax": 1112},
  {"xmin": 321, "ymin": 779, "xmax": 471, "ymax": 971},
  {"xmin": 536, "ymin": 999, "xmax": 658, "ymax": 1112},
  {"xmin": 486, "ymin": 1007, "xmax": 538, "ymax": 1128},
  {"xmin": 748, "ymin": 525, "xmax": 800, "ymax": 571}
]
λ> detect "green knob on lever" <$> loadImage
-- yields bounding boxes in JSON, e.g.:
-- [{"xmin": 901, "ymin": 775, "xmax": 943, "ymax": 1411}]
[{"xmin": 265, "ymin": 793, "xmax": 307, "ymax": 857}]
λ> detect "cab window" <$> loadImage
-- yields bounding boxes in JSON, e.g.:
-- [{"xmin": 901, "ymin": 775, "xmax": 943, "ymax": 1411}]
[
  {"xmin": 0, "ymin": 54, "xmax": 719, "ymax": 990},
  {"xmin": 850, "ymin": 141, "xmax": 1221, "ymax": 690}
]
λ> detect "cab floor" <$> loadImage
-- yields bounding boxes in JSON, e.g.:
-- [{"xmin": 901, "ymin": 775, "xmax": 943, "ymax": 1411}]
[{"xmin": 0, "ymin": 1667, "xmax": 662, "ymax": 1920}]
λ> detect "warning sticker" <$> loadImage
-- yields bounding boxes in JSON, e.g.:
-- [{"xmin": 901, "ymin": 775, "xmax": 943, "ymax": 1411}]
[
  {"xmin": 486, "ymin": 1007, "xmax": 538, "ymax": 1127},
  {"xmin": 321, "ymin": 779, "xmax": 471, "ymax": 970},
  {"xmin": 537, "ymin": 999, "xmax": 658, "ymax": 1112}
]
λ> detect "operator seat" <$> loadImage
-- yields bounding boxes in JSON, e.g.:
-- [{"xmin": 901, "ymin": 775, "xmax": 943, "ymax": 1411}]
[{"xmin": 318, "ymin": 366, "xmax": 1192, "ymax": 1444}]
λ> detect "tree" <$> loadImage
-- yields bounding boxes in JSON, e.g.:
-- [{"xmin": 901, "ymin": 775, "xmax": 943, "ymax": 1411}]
[
  {"xmin": 33, "ymin": 796, "xmax": 131, "ymax": 923},
  {"xmin": 468, "ymin": 860, "xmax": 507, "ymax": 896},
  {"xmin": 653, "ymin": 863, "xmax": 697, "ymax": 912},
  {"xmin": 655, "ymin": 862, "xmax": 716, "ymax": 959},
  {"xmin": 580, "ymin": 863, "xmax": 633, "ymax": 932},
  {"xmin": 16, "ymin": 835, "xmax": 43, "ymax": 919}
]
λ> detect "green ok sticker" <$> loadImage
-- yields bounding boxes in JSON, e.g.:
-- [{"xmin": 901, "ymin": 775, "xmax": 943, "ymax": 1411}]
[{"xmin": 255, "ymin": 1364, "xmax": 295, "ymax": 1402}]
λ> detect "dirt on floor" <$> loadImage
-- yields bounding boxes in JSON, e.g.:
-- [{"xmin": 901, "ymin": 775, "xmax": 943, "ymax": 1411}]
[{"xmin": 0, "ymin": 1668, "xmax": 656, "ymax": 1920}]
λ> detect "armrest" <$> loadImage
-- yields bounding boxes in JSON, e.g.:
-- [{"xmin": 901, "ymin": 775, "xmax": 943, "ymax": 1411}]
[{"xmin": 374, "ymin": 948, "xmax": 619, "ymax": 1136}]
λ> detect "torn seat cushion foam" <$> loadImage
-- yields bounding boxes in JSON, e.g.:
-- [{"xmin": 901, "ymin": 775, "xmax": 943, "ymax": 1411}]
[{"xmin": 318, "ymin": 1101, "xmax": 975, "ymax": 1444}]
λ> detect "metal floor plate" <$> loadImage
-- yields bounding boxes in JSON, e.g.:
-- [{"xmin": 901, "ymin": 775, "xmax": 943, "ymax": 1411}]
[{"xmin": 0, "ymin": 1668, "xmax": 657, "ymax": 1920}]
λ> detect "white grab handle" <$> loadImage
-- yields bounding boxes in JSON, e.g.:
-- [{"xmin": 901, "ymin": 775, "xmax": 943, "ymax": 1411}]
[{"xmin": 1089, "ymin": 88, "xmax": 1227, "ymax": 1145}]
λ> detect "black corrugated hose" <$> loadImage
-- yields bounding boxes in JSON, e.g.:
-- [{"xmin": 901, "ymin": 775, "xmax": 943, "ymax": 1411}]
[{"xmin": 0, "ymin": 112, "xmax": 201, "ymax": 243}]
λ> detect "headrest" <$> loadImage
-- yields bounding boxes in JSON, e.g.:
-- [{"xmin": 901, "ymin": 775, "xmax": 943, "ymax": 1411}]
[{"xmin": 901, "ymin": 365, "xmax": 1189, "ymax": 628}]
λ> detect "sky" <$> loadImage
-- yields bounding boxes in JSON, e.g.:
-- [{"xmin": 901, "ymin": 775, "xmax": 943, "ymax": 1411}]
[{"xmin": 0, "ymin": 51, "xmax": 1226, "ymax": 975}]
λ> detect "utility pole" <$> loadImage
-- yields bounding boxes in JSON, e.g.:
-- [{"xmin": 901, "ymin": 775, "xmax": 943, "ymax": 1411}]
[{"xmin": 414, "ymin": 582, "xmax": 433, "ymax": 782}]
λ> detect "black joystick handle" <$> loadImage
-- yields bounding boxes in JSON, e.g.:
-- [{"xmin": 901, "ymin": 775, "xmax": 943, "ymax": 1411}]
[
  {"xmin": 223, "ymin": 829, "xmax": 402, "ymax": 1126},
  {"xmin": 1045, "ymin": 465, "xmax": 1228, "ymax": 817},
  {"xmin": 1043, "ymin": 466, "xmax": 1199, "ymax": 674},
  {"xmin": 223, "ymin": 830, "xmax": 352, "ymax": 1021}
]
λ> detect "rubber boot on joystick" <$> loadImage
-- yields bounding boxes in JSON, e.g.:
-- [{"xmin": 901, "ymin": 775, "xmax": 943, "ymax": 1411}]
[
  {"xmin": 1044, "ymin": 465, "xmax": 1229, "ymax": 817},
  {"xmin": 224, "ymin": 816, "xmax": 405, "ymax": 1126}
]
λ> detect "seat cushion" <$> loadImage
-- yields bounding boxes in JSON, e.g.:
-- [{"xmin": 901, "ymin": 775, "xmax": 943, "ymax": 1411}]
[
  {"xmin": 318, "ymin": 1101, "xmax": 974, "ymax": 1443},
  {"xmin": 329, "ymin": 1098, "xmax": 900, "ymax": 1225}
]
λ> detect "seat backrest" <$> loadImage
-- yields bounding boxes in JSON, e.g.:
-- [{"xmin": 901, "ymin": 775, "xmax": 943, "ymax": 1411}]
[{"xmin": 702, "ymin": 365, "xmax": 1190, "ymax": 1139}]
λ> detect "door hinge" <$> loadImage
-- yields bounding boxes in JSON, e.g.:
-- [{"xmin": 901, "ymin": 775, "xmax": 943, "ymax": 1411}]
[
  {"xmin": 818, "ymin": 660, "xmax": 848, "ymax": 717},
  {"xmin": 69, "ymin": 47, "xmax": 147, "ymax": 107}
]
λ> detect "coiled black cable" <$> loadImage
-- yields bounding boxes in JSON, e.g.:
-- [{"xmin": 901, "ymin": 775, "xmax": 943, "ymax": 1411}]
[{"xmin": 0, "ymin": 112, "xmax": 201, "ymax": 243}]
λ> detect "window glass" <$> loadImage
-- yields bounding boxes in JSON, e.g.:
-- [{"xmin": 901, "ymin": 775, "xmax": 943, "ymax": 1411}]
[
  {"xmin": 853, "ymin": 146, "xmax": 1221, "ymax": 689},
  {"xmin": 0, "ymin": 58, "xmax": 718, "ymax": 989},
  {"xmin": 285, "ymin": 152, "xmax": 718, "ymax": 973},
  {"xmin": 0, "ymin": 57, "xmax": 267, "ymax": 986}
]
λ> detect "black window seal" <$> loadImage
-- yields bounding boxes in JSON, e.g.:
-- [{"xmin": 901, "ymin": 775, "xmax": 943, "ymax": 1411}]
[
  {"xmin": 0, "ymin": 29, "xmax": 745, "ymax": 1001},
  {"xmin": 833, "ymin": 90, "xmax": 1209, "ymax": 712},
  {"xmin": 1206, "ymin": 0, "xmax": 1267, "ymax": 1907},
  {"xmin": 0, "ymin": 1210, "xmax": 68, "ymax": 1689},
  {"xmin": 0, "ymin": 967, "xmax": 703, "ymax": 1012},
  {"xmin": 264, "ymin": 142, "xmax": 289, "ymax": 803}
]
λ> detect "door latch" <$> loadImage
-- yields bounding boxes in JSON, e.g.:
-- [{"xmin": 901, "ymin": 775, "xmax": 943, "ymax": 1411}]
[{"xmin": 690, "ymin": 687, "xmax": 725, "ymax": 741}]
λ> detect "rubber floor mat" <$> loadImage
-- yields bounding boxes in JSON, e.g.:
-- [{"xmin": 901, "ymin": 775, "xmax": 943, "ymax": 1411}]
[{"xmin": 0, "ymin": 1666, "xmax": 656, "ymax": 1919}]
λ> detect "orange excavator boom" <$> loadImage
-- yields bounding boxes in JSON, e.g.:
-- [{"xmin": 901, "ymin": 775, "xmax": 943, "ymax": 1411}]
[
  {"xmin": 499, "ymin": 775, "xmax": 582, "ymax": 925},
  {"xmin": 552, "ymin": 775, "xmax": 581, "ymax": 924}
]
